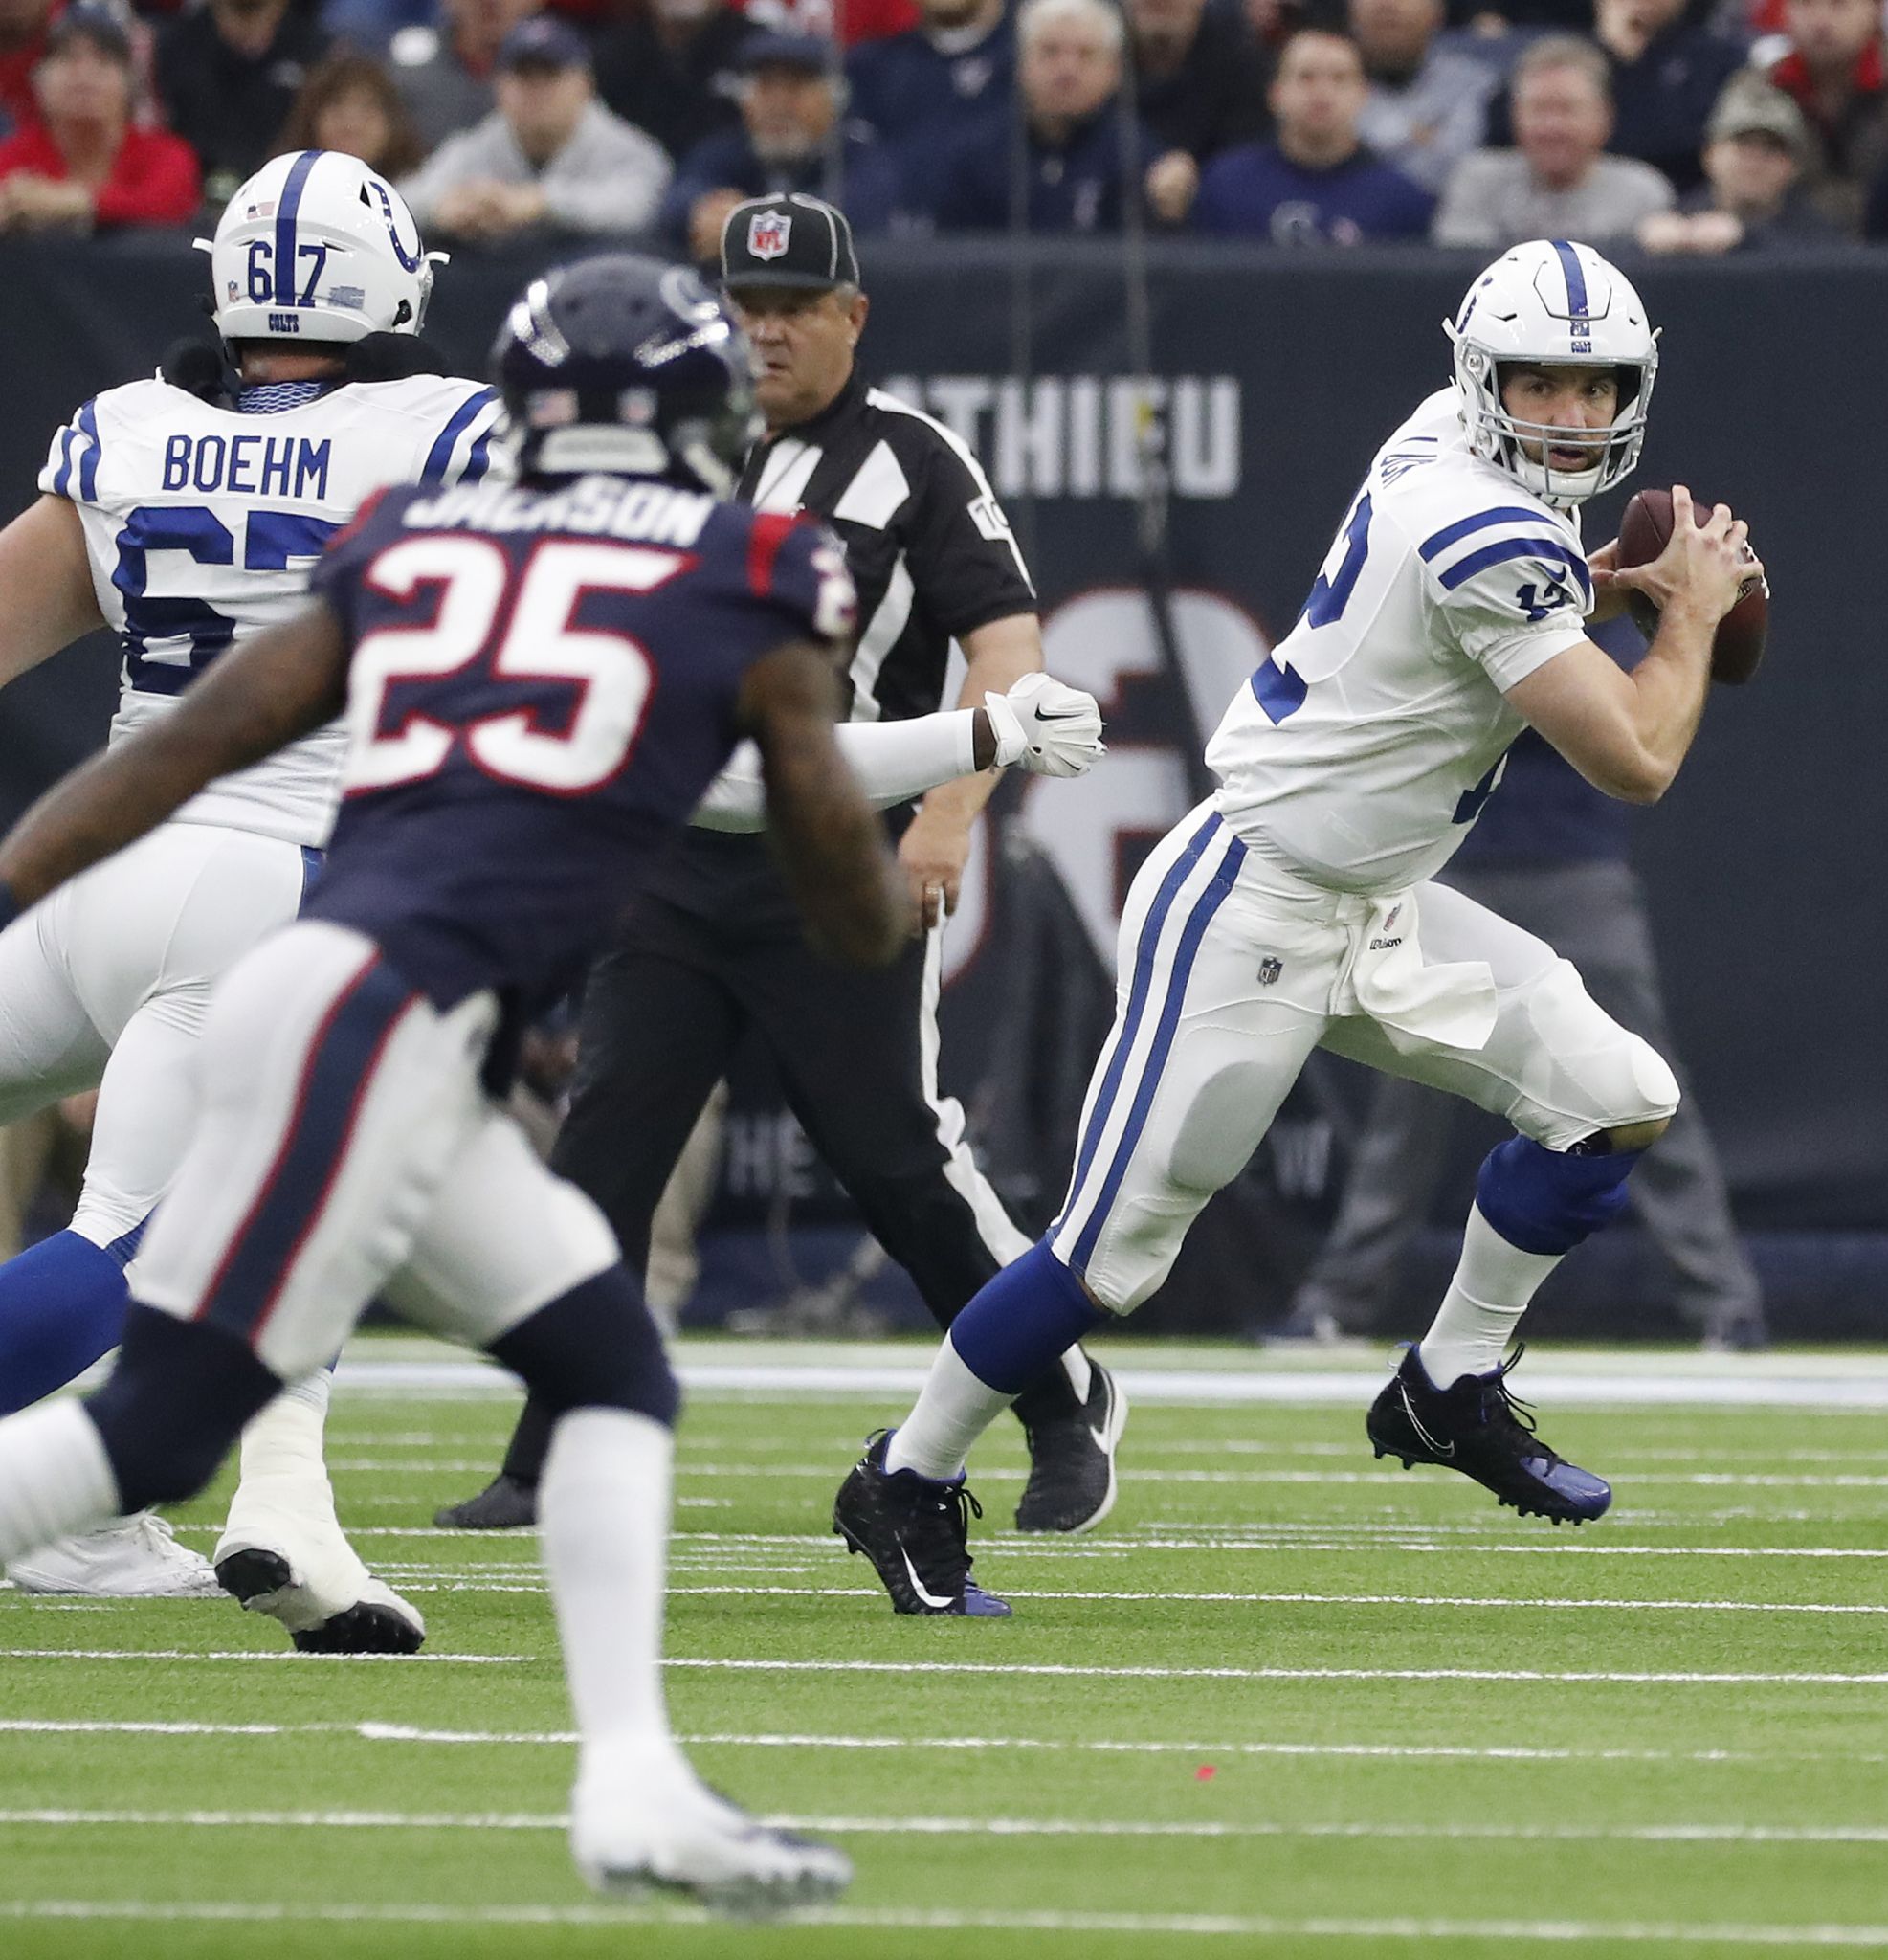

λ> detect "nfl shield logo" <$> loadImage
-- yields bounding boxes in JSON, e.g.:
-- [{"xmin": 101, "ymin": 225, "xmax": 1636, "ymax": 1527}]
[
  {"xmin": 748, "ymin": 211, "xmax": 791, "ymax": 260},
  {"xmin": 1257, "ymin": 956, "xmax": 1283, "ymax": 987}
]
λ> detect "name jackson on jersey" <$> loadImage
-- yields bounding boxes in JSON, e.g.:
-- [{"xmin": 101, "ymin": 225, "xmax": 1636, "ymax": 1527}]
[{"xmin": 42, "ymin": 371, "xmax": 500, "ymax": 850}]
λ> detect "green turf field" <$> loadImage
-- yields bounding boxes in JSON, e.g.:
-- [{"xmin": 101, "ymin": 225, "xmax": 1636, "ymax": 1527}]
[{"xmin": 4, "ymin": 1340, "xmax": 1888, "ymax": 1958}]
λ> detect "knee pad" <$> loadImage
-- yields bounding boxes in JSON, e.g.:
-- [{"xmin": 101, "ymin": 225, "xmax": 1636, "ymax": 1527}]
[
  {"xmin": 84, "ymin": 1304, "xmax": 282, "ymax": 1511},
  {"xmin": 487, "ymin": 1266, "xmax": 680, "ymax": 1431},
  {"xmin": 1475, "ymin": 1135, "xmax": 1643, "ymax": 1258},
  {"xmin": 1524, "ymin": 962, "xmax": 1681, "ymax": 1143}
]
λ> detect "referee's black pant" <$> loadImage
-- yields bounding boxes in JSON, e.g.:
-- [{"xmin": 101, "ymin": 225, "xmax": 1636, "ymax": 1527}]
[{"xmin": 497, "ymin": 840, "xmax": 1084, "ymax": 1487}]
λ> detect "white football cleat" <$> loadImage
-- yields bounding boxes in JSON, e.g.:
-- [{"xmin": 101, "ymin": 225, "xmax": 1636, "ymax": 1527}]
[
  {"xmin": 571, "ymin": 1741, "xmax": 852, "ymax": 1914},
  {"xmin": 214, "ymin": 1375, "xmax": 425, "ymax": 1654},
  {"xmin": 215, "ymin": 1502, "xmax": 426, "ymax": 1654},
  {"xmin": 6, "ymin": 1513, "xmax": 223, "ymax": 1598}
]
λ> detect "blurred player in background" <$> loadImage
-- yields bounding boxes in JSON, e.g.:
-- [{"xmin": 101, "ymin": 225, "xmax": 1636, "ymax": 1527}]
[
  {"xmin": 0, "ymin": 254, "xmax": 895, "ymax": 1907},
  {"xmin": 0, "ymin": 148, "xmax": 498, "ymax": 1645},
  {"xmin": 835, "ymin": 238, "xmax": 1763, "ymax": 1615}
]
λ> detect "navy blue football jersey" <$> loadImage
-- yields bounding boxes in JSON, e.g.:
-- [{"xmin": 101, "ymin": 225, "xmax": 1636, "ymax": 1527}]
[{"xmin": 304, "ymin": 473, "xmax": 855, "ymax": 1011}]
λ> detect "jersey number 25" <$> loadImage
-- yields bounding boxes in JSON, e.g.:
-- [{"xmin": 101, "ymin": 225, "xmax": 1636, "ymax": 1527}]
[{"xmin": 346, "ymin": 535, "xmax": 675, "ymax": 795}]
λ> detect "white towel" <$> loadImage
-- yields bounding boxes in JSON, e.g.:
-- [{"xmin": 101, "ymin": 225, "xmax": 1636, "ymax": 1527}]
[{"xmin": 1347, "ymin": 890, "xmax": 1499, "ymax": 1055}]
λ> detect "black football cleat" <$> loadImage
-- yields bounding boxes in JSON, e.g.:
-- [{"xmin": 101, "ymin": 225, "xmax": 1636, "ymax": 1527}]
[
  {"xmin": 1366, "ymin": 1344, "xmax": 1611, "ymax": 1525},
  {"xmin": 1015, "ymin": 1360, "xmax": 1127, "ymax": 1534},
  {"xmin": 433, "ymin": 1472, "xmax": 538, "ymax": 1530},
  {"xmin": 833, "ymin": 1432, "xmax": 1011, "ymax": 1616}
]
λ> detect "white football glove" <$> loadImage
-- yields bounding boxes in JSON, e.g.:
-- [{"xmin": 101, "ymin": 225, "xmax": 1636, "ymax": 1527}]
[{"xmin": 983, "ymin": 671, "xmax": 1105, "ymax": 779}]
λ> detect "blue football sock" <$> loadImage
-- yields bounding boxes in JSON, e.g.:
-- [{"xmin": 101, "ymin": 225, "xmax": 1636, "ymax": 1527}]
[
  {"xmin": 946, "ymin": 1240, "xmax": 1104, "ymax": 1396},
  {"xmin": 0, "ymin": 1226, "xmax": 143, "ymax": 1417}
]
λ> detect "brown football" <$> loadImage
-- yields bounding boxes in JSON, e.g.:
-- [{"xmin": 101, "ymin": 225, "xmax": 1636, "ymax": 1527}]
[{"xmin": 1615, "ymin": 487, "xmax": 1768, "ymax": 685}]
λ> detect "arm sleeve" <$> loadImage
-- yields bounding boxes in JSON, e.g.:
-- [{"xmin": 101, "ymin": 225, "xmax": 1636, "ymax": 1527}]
[
  {"xmin": 38, "ymin": 398, "xmax": 102, "ymax": 503},
  {"xmin": 415, "ymin": 387, "xmax": 504, "ymax": 488},
  {"xmin": 691, "ymin": 711, "xmax": 982, "ymax": 832},
  {"xmin": 903, "ymin": 432, "xmax": 1036, "ymax": 639},
  {"xmin": 1425, "ymin": 528, "xmax": 1594, "ymax": 692}
]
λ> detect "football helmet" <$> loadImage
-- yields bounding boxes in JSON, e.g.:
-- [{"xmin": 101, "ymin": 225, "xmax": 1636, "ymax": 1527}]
[
  {"xmin": 1446, "ymin": 238, "xmax": 1657, "ymax": 508},
  {"xmin": 201, "ymin": 151, "xmax": 445, "ymax": 346},
  {"xmin": 490, "ymin": 254, "xmax": 759, "ymax": 493}
]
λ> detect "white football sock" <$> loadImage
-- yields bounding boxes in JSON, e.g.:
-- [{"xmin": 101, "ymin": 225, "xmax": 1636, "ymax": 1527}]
[
  {"xmin": 0, "ymin": 1401, "xmax": 121, "ymax": 1564},
  {"xmin": 884, "ymin": 1336, "xmax": 1014, "ymax": 1481},
  {"xmin": 222, "ymin": 1370, "xmax": 344, "ymax": 1543},
  {"xmin": 1419, "ymin": 1202, "xmax": 1564, "ymax": 1385},
  {"xmin": 541, "ymin": 1409, "xmax": 676, "ymax": 1763},
  {"xmin": 238, "ymin": 1370, "xmax": 331, "ymax": 1487},
  {"xmin": 1059, "ymin": 1344, "xmax": 1093, "ymax": 1404}
]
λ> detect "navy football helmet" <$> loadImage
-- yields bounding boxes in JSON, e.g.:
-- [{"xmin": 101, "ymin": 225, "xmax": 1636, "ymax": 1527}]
[{"xmin": 490, "ymin": 254, "xmax": 759, "ymax": 493}]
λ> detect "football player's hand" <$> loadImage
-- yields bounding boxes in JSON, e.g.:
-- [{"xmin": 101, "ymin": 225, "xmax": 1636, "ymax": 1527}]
[
  {"xmin": 899, "ymin": 801, "xmax": 973, "ymax": 929},
  {"xmin": 984, "ymin": 672, "xmax": 1105, "ymax": 778},
  {"xmin": 1613, "ymin": 486, "xmax": 1762, "ymax": 624}
]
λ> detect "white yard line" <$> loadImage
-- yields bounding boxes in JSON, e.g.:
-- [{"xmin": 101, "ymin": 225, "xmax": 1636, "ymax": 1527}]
[
  {"xmin": 157, "ymin": 1524, "xmax": 1888, "ymax": 1560},
  {"xmin": 4, "ymin": 1648, "xmax": 1881, "ymax": 1683},
  {"xmin": 5, "ymin": 1807, "xmax": 1888, "ymax": 1848},
  {"xmin": 332, "ymin": 1353, "xmax": 1888, "ymax": 1412},
  {"xmin": 0, "ymin": 1649, "xmax": 522, "ymax": 1664},
  {"xmin": 7, "ymin": 1900, "xmax": 1888, "ymax": 1944},
  {"xmin": 9, "ymin": 1717, "xmax": 1850, "ymax": 1766},
  {"xmin": 328, "ymin": 1573, "xmax": 1888, "ymax": 1617},
  {"xmin": 324, "ymin": 1458, "xmax": 1888, "ymax": 1489}
]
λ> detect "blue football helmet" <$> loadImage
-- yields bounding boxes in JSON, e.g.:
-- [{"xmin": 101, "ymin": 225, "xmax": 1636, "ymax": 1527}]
[{"xmin": 490, "ymin": 254, "xmax": 759, "ymax": 494}]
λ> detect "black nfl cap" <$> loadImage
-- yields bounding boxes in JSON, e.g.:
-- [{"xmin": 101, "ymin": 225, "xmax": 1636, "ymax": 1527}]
[{"xmin": 720, "ymin": 193, "xmax": 860, "ymax": 293}]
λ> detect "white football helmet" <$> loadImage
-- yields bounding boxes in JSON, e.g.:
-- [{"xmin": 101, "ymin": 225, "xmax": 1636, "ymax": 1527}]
[
  {"xmin": 199, "ymin": 150, "xmax": 447, "ymax": 345},
  {"xmin": 1445, "ymin": 239, "xmax": 1657, "ymax": 508}
]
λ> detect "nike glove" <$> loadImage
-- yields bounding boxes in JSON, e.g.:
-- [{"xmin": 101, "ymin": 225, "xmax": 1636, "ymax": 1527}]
[{"xmin": 983, "ymin": 672, "xmax": 1105, "ymax": 778}]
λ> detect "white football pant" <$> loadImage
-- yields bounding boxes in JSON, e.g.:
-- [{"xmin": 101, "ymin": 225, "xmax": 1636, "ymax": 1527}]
[
  {"xmin": 131, "ymin": 921, "xmax": 620, "ymax": 1380},
  {"xmin": 1050, "ymin": 804, "xmax": 1680, "ymax": 1313},
  {"xmin": 0, "ymin": 819, "xmax": 312, "ymax": 1247}
]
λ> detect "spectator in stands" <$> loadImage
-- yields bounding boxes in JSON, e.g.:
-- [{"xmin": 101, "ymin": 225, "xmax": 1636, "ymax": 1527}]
[
  {"xmin": 399, "ymin": 14, "xmax": 671, "ymax": 239},
  {"xmin": 932, "ymin": 0, "xmax": 1181, "ymax": 232},
  {"xmin": 1761, "ymin": 0, "xmax": 1888, "ymax": 228},
  {"xmin": 1128, "ymin": 0, "xmax": 1270, "ymax": 168},
  {"xmin": 0, "ymin": 0, "xmax": 60, "ymax": 138},
  {"xmin": 388, "ymin": 0, "xmax": 538, "ymax": 161},
  {"xmin": 0, "ymin": 7, "xmax": 197, "ymax": 229},
  {"xmin": 595, "ymin": 0, "xmax": 753, "ymax": 164},
  {"xmin": 1639, "ymin": 66, "xmax": 1841, "ymax": 247},
  {"xmin": 847, "ymin": 0, "xmax": 1013, "ymax": 176},
  {"xmin": 1595, "ymin": 0, "xmax": 1748, "ymax": 192},
  {"xmin": 1190, "ymin": 25, "xmax": 1434, "ymax": 239},
  {"xmin": 156, "ymin": 0, "xmax": 327, "ymax": 209},
  {"xmin": 660, "ymin": 32, "xmax": 900, "ymax": 257},
  {"xmin": 1349, "ymin": 0, "xmax": 1496, "ymax": 195},
  {"xmin": 279, "ymin": 51, "xmax": 424, "ymax": 179},
  {"xmin": 1433, "ymin": 34, "xmax": 1674, "ymax": 245}
]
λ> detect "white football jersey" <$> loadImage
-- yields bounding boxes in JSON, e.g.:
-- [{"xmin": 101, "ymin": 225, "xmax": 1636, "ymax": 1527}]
[
  {"xmin": 1207, "ymin": 389, "xmax": 1593, "ymax": 896},
  {"xmin": 41, "ymin": 373, "xmax": 501, "ymax": 848}
]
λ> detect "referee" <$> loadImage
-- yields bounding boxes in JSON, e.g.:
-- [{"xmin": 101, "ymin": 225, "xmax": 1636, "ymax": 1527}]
[{"xmin": 439, "ymin": 193, "xmax": 1122, "ymax": 1535}]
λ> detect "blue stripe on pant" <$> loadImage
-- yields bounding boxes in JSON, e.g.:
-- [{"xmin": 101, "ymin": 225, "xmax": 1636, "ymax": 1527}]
[
  {"xmin": 197, "ymin": 954, "xmax": 416, "ymax": 1342},
  {"xmin": 1057, "ymin": 820, "xmax": 1248, "ymax": 1276},
  {"xmin": 1052, "ymin": 811, "xmax": 1224, "ymax": 1238}
]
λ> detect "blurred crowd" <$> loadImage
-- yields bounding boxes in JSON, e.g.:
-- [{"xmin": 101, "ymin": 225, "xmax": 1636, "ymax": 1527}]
[{"xmin": 0, "ymin": 0, "xmax": 1884, "ymax": 252}]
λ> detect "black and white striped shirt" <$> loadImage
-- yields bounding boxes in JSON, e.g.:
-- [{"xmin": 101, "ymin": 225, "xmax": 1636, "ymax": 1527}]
[
  {"xmin": 635, "ymin": 369, "xmax": 1033, "ymax": 924},
  {"xmin": 736, "ymin": 372, "xmax": 1036, "ymax": 725}
]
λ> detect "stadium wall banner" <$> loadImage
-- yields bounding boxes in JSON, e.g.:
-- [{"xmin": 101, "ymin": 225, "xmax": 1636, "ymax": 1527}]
[{"xmin": 1, "ymin": 240, "xmax": 1882, "ymax": 1326}]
